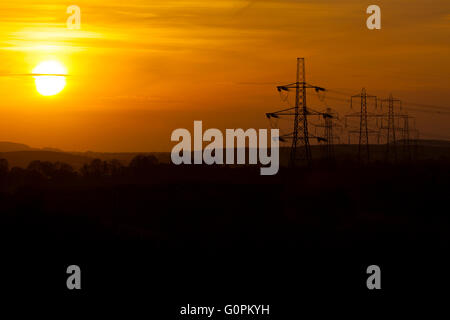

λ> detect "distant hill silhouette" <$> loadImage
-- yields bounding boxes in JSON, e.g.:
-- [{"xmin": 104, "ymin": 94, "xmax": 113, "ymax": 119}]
[
  {"xmin": 71, "ymin": 151, "xmax": 171, "ymax": 164},
  {"xmin": 410, "ymin": 139, "xmax": 450, "ymax": 147},
  {"xmin": 0, "ymin": 151, "xmax": 94, "ymax": 169},
  {"xmin": 0, "ymin": 139, "xmax": 449, "ymax": 169},
  {"xmin": 0, "ymin": 141, "xmax": 33, "ymax": 152},
  {"xmin": 0, "ymin": 141, "xmax": 62, "ymax": 153}
]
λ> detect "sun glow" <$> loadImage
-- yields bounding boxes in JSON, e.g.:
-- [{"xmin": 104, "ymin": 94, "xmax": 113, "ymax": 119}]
[{"xmin": 32, "ymin": 60, "xmax": 67, "ymax": 96}]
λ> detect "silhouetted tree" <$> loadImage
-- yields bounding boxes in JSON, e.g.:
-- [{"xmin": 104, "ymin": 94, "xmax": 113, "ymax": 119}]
[
  {"xmin": 0, "ymin": 159, "xmax": 8, "ymax": 188},
  {"xmin": 81, "ymin": 159, "xmax": 107, "ymax": 178},
  {"xmin": 27, "ymin": 160, "xmax": 56, "ymax": 179},
  {"xmin": 53, "ymin": 162, "xmax": 77, "ymax": 181},
  {"xmin": 107, "ymin": 159, "xmax": 125, "ymax": 176},
  {"xmin": 0, "ymin": 159, "xmax": 8, "ymax": 176},
  {"xmin": 8, "ymin": 167, "xmax": 27, "ymax": 183},
  {"xmin": 129, "ymin": 154, "xmax": 159, "ymax": 175},
  {"xmin": 26, "ymin": 160, "xmax": 76, "ymax": 181}
]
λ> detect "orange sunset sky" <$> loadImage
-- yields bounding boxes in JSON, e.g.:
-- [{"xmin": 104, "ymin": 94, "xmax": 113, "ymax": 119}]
[{"xmin": 0, "ymin": 0, "xmax": 449, "ymax": 152}]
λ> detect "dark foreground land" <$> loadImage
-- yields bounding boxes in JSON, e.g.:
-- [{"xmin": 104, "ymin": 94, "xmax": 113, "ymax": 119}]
[{"xmin": 1, "ymin": 155, "xmax": 449, "ymax": 310}]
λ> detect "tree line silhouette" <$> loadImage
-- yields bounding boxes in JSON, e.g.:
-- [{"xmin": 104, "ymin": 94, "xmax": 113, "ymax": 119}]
[
  {"xmin": 0, "ymin": 155, "xmax": 161, "ymax": 188},
  {"xmin": 1, "ymin": 152, "xmax": 449, "ymax": 298},
  {"xmin": 0, "ymin": 153, "xmax": 448, "ymax": 252}
]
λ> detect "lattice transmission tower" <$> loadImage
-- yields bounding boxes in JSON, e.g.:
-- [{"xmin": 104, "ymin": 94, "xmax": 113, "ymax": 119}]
[
  {"xmin": 266, "ymin": 58, "xmax": 326, "ymax": 167},
  {"xmin": 381, "ymin": 94, "xmax": 401, "ymax": 162},
  {"xmin": 315, "ymin": 108, "xmax": 338, "ymax": 162},
  {"xmin": 324, "ymin": 108, "xmax": 335, "ymax": 161},
  {"xmin": 345, "ymin": 88, "xmax": 378, "ymax": 163}
]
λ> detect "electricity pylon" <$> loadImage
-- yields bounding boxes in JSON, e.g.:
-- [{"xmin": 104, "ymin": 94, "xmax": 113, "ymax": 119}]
[
  {"xmin": 290, "ymin": 57, "xmax": 310, "ymax": 166},
  {"xmin": 314, "ymin": 108, "xmax": 337, "ymax": 162},
  {"xmin": 315, "ymin": 108, "xmax": 338, "ymax": 162},
  {"xmin": 395, "ymin": 113, "xmax": 413, "ymax": 161},
  {"xmin": 266, "ymin": 58, "xmax": 326, "ymax": 167},
  {"xmin": 402, "ymin": 115, "xmax": 411, "ymax": 160},
  {"xmin": 324, "ymin": 108, "xmax": 335, "ymax": 161},
  {"xmin": 381, "ymin": 94, "xmax": 401, "ymax": 162},
  {"xmin": 345, "ymin": 88, "xmax": 378, "ymax": 163}
]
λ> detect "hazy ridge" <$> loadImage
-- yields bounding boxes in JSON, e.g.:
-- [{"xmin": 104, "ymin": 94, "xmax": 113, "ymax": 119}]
[{"xmin": 1, "ymin": 140, "xmax": 450, "ymax": 169}]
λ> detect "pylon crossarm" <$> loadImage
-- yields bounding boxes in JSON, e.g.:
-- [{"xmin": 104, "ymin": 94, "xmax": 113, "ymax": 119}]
[
  {"xmin": 269, "ymin": 107, "xmax": 295, "ymax": 114},
  {"xmin": 277, "ymin": 82, "xmax": 296, "ymax": 89},
  {"xmin": 277, "ymin": 83, "xmax": 324, "ymax": 90},
  {"xmin": 352, "ymin": 93, "xmax": 377, "ymax": 98},
  {"xmin": 269, "ymin": 112, "xmax": 297, "ymax": 116},
  {"xmin": 266, "ymin": 107, "xmax": 296, "ymax": 118}
]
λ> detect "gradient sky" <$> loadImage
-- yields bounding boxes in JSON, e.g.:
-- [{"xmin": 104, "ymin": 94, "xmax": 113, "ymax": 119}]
[{"xmin": 0, "ymin": 0, "xmax": 449, "ymax": 151}]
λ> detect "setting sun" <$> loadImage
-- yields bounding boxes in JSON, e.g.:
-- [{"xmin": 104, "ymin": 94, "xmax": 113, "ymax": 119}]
[{"xmin": 32, "ymin": 60, "xmax": 67, "ymax": 96}]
